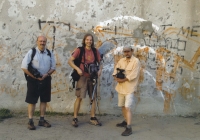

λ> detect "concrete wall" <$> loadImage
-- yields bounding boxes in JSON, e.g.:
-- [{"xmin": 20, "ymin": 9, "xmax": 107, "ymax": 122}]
[{"xmin": 1, "ymin": 0, "xmax": 200, "ymax": 115}]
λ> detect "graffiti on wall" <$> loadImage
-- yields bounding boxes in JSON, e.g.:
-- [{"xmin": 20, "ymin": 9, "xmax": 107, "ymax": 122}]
[
  {"xmin": 35, "ymin": 17, "xmax": 200, "ymax": 114},
  {"xmin": 1, "ymin": 14, "xmax": 200, "ymax": 113}
]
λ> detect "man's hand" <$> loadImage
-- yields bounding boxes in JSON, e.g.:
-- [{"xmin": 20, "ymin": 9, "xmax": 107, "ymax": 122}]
[
  {"xmin": 114, "ymin": 76, "xmax": 128, "ymax": 83},
  {"xmin": 37, "ymin": 77, "xmax": 43, "ymax": 81},
  {"xmin": 97, "ymin": 69, "xmax": 102, "ymax": 77},
  {"xmin": 41, "ymin": 73, "xmax": 49, "ymax": 80},
  {"xmin": 77, "ymin": 68, "xmax": 83, "ymax": 76}
]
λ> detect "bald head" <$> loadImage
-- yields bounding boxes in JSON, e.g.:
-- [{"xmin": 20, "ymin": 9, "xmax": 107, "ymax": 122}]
[{"xmin": 37, "ymin": 36, "xmax": 47, "ymax": 41}]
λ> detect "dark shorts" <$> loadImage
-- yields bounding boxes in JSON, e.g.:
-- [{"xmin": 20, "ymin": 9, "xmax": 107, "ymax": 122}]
[
  {"xmin": 75, "ymin": 76, "xmax": 97, "ymax": 98},
  {"xmin": 25, "ymin": 76, "xmax": 51, "ymax": 104}
]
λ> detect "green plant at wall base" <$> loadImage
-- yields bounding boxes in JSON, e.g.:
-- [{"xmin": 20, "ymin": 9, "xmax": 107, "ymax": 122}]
[
  {"xmin": 0, "ymin": 108, "xmax": 12, "ymax": 121},
  {"xmin": 34, "ymin": 111, "xmax": 74, "ymax": 116}
]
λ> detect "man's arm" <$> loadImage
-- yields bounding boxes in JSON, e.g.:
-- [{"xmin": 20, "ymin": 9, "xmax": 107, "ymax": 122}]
[
  {"xmin": 21, "ymin": 50, "xmax": 37, "ymax": 79},
  {"xmin": 97, "ymin": 60, "xmax": 103, "ymax": 77},
  {"xmin": 126, "ymin": 59, "xmax": 141, "ymax": 81},
  {"xmin": 41, "ymin": 69, "xmax": 55, "ymax": 80},
  {"xmin": 113, "ymin": 75, "xmax": 128, "ymax": 83},
  {"xmin": 112, "ymin": 60, "xmax": 128, "ymax": 83},
  {"xmin": 22, "ymin": 68, "xmax": 36, "ymax": 79},
  {"xmin": 68, "ymin": 56, "xmax": 83, "ymax": 75}
]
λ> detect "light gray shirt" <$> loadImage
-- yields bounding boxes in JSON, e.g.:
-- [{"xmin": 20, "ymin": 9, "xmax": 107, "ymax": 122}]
[{"xmin": 21, "ymin": 47, "xmax": 56, "ymax": 75}]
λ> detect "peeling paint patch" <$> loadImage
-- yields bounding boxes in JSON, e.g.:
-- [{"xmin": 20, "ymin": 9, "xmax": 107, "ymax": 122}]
[
  {"xmin": 55, "ymin": 0, "xmax": 62, "ymax": 6},
  {"xmin": 20, "ymin": 0, "xmax": 36, "ymax": 9},
  {"xmin": 26, "ymin": 14, "xmax": 37, "ymax": 21},
  {"xmin": 0, "ymin": 0, "xmax": 5, "ymax": 13},
  {"xmin": 8, "ymin": 5, "xmax": 20, "ymax": 17}
]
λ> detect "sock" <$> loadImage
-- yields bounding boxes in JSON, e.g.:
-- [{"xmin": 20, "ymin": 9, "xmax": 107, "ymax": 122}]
[
  {"xmin": 40, "ymin": 117, "xmax": 44, "ymax": 121},
  {"xmin": 91, "ymin": 117, "xmax": 95, "ymax": 120},
  {"xmin": 29, "ymin": 118, "xmax": 33, "ymax": 123},
  {"xmin": 127, "ymin": 125, "xmax": 131, "ymax": 128}
]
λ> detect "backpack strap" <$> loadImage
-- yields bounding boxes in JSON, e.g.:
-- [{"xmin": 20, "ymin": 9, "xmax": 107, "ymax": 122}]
[
  {"xmin": 30, "ymin": 48, "xmax": 36, "ymax": 63},
  {"xmin": 91, "ymin": 47, "xmax": 98, "ymax": 65},
  {"xmin": 78, "ymin": 46, "xmax": 85, "ymax": 64},
  {"xmin": 24, "ymin": 48, "xmax": 36, "ymax": 79},
  {"xmin": 46, "ymin": 49, "xmax": 51, "ymax": 57},
  {"xmin": 71, "ymin": 47, "xmax": 84, "ymax": 88}
]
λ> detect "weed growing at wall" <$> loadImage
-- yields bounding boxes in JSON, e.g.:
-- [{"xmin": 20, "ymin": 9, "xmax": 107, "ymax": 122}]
[
  {"xmin": 34, "ymin": 111, "xmax": 74, "ymax": 116},
  {"xmin": 0, "ymin": 108, "xmax": 12, "ymax": 121}
]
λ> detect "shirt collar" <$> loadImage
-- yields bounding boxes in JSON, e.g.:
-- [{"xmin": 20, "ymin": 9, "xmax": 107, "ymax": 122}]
[
  {"xmin": 36, "ymin": 47, "xmax": 47, "ymax": 54},
  {"xmin": 124, "ymin": 55, "xmax": 134, "ymax": 61}
]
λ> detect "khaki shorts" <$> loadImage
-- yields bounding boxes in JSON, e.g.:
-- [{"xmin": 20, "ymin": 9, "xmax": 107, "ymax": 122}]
[
  {"xmin": 118, "ymin": 93, "xmax": 134, "ymax": 108},
  {"xmin": 75, "ymin": 76, "xmax": 96, "ymax": 98}
]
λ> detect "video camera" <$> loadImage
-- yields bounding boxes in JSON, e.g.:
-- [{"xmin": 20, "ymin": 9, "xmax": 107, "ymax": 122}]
[
  {"xmin": 116, "ymin": 68, "xmax": 125, "ymax": 79},
  {"xmin": 88, "ymin": 64, "xmax": 99, "ymax": 80}
]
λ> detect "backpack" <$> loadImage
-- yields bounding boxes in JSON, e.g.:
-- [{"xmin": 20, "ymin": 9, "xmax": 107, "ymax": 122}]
[
  {"xmin": 24, "ymin": 48, "xmax": 51, "ymax": 79},
  {"xmin": 71, "ymin": 46, "xmax": 98, "ymax": 88}
]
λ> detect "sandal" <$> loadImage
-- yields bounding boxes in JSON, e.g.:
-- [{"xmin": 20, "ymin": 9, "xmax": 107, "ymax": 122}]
[
  {"xmin": 90, "ymin": 117, "xmax": 102, "ymax": 126},
  {"xmin": 72, "ymin": 118, "xmax": 78, "ymax": 127}
]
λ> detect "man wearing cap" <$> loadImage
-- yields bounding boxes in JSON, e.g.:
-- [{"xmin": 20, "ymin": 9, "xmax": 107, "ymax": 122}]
[{"xmin": 113, "ymin": 46, "xmax": 140, "ymax": 136}]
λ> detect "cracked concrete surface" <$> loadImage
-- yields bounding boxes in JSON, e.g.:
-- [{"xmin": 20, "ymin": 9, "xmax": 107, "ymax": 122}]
[{"xmin": 0, "ymin": 114, "xmax": 200, "ymax": 140}]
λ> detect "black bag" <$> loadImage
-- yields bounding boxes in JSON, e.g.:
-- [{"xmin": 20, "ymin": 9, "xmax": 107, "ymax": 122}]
[
  {"xmin": 28, "ymin": 64, "xmax": 41, "ymax": 78},
  {"xmin": 70, "ymin": 47, "xmax": 85, "ymax": 85},
  {"xmin": 71, "ymin": 70, "xmax": 80, "ymax": 81}
]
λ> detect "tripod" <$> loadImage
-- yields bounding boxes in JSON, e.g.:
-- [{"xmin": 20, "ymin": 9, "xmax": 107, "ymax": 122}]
[
  {"xmin": 89, "ymin": 77, "xmax": 98, "ymax": 111},
  {"xmin": 88, "ymin": 76, "xmax": 102, "ymax": 126}
]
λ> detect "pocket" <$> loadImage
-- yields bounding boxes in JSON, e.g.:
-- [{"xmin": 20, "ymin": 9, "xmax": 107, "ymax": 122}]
[
  {"xmin": 125, "ymin": 63, "xmax": 134, "ymax": 75},
  {"xmin": 32, "ymin": 58, "xmax": 39, "ymax": 68},
  {"xmin": 76, "ymin": 76, "xmax": 85, "ymax": 89},
  {"xmin": 126, "ymin": 63, "xmax": 133, "ymax": 71}
]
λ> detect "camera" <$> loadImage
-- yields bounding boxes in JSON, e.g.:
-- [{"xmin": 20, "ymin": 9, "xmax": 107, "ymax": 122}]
[
  {"xmin": 116, "ymin": 68, "xmax": 125, "ymax": 79},
  {"xmin": 88, "ymin": 64, "xmax": 99, "ymax": 80}
]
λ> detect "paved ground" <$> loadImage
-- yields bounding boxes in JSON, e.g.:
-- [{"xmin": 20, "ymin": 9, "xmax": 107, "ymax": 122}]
[{"xmin": 0, "ymin": 113, "xmax": 200, "ymax": 140}]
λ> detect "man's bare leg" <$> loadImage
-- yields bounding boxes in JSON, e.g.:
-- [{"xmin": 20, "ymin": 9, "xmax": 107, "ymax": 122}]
[
  {"xmin": 72, "ymin": 97, "xmax": 82, "ymax": 127},
  {"xmin": 40, "ymin": 102, "xmax": 47, "ymax": 117},
  {"xmin": 125, "ymin": 107, "xmax": 132, "ymax": 126},
  {"xmin": 90, "ymin": 98, "xmax": 96, "ymax": 117},
  {"xmin": 74, "ymin": 97, "xmax": 82, "ymax": 118},
  {"xmin": 28, "ymin": 104, "xmax": 36, "ymax": 119},
  {"xmin": 122, "ymin": 106, "xmax": 127, "ymax": 121}
]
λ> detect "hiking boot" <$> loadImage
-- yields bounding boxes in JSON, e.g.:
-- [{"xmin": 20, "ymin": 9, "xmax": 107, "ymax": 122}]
[
  {"xmin": 28, "ymin": 121, "xmax": 36, "ymax": 130},
  {"xmin": 121, "ymin": 127, "xmax": 132, "ymax": 136},
  {"xmin": 38, "ymin": 120, "xmax": 51, "ymax": 128},
  {"xmin": 90, "ymin": 117, "xmax": 102, "ymax": 126},
  {"xmin": 116, "ymin": 121, "xmax": 127, "ymax": 127},
  {"xmin": 72, "ymin": 118, "xmax": 78, "ymax": 127}
]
